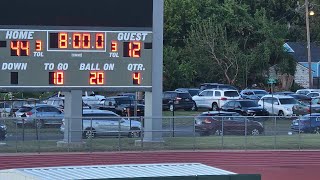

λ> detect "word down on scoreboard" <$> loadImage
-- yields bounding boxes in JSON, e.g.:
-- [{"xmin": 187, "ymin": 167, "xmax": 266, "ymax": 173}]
[{"xmin": 0, "ymin": 28, "xmax": 153, "ymax": 91}]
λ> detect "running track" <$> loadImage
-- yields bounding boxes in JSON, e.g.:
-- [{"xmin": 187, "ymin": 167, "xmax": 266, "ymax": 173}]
[{"xmin": 0, "ymin": 151, "xmax": 319, "ymax": 180}]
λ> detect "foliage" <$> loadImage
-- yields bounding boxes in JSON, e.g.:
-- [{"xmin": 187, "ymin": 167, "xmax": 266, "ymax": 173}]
[{"xmin": 163, "ymin": 0, "xmax": 303, "ymax": 90}]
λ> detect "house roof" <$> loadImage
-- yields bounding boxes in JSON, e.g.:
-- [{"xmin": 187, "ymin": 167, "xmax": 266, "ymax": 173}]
[{"xmin": 284, "ymin": 42, "xmax": 320, "ymax": 62}]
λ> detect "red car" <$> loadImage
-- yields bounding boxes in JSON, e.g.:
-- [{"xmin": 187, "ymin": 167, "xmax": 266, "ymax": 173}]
[{"xmin": 195, "ymin": 111, "xmax": 264, "ymax": 136}]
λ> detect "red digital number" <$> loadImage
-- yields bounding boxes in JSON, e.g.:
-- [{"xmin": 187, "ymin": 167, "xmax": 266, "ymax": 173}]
[
  {"xmin": 73, "ymin": 33, "xmax": 81, "ymax": 49},
  {"xmin": 10, "ymin": 41, "xmax": 20, "ymax": 56},
  {"xmin": 90, "ymin": 72, "xmax": 104, "ymax": 85},
  {"xmin": 35, "ymin": 40, "xmax": 42, "ymax": 51},
  {"xmin": 10, "ymin": 41, "xmax": 30, "ymax": 56},
  {"xmin": 54, "ymin": 72, "xmax": 64, "ymax": 85},
  {"xmin": 133, "ymin": 72, "xmax": 141, "ymax": 85},
  {"xmin": 83, "ymin": 33, "xmax": 91, "ymax": 49},
  {"xmin": 20, "ymin": 41, "xmax": 29, "ymax": 56},
  {"xmin": 59, "ymin": 33, "xmax": 68, "ymax": 48},
  {"xmin": 96, "ymin": 33, "xmax": 104, "ymax": 49},
  {"xmin": 111, "ymin": 41, "xmax": 118, "ymax": 52},
  {"xmin": 129, "ymin": 42, "xmax": 141, "ymax": 57}
]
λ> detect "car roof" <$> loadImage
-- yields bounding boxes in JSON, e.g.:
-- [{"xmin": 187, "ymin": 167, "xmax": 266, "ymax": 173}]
[
  {"xmin": 164, "ymin": 91, "xmax": 189, "ymax": 94},
  {"xmin": 227, "ymin": 99, "xmax": 257, "ymax": 102},
  {"xmin": 241, "ymin": 89, "xmax": 266, "ymax": 92},
  {"xmin": 200, "ymin": 111, "xmax": 240, "ymax": 115},
  {"xmin": 288, "ymin": 94, "xmax": 311, "ymax": 99},
  {"xmin": 20, "ymin": 104, "xmax": 58, "ymax": 108},
  {"xmin": 105, "ymin": 96, "xmax": 132, "ymax": 99},
  {"xmin": 83, "ymin": 109, "xmax": 118, "ymax": 115},
  {"xmin": 303, "ymin": 113, "xmax": 320, "ymax": 117},
  {"xmin": 261, "ymin": 94, "xmax": 294, "ymax": 98}
]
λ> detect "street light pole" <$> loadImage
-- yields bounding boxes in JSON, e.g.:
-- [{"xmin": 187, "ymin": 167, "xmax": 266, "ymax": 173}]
[{"xmin": 306, "ymin": 0, "xmax": 313, "ymax": 88}]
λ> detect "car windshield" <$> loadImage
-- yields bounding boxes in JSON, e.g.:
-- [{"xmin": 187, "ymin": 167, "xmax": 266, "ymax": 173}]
[
  {"xmin": 279, "ymin": 98, "xmax": 297, "ymax": 104},
  {"xmin": 17, "ymin": 107, "xmax": 32, "ymax": 112},
  {"xmin": 224, "ymin": 91, "xmax": 239, "ymax": 97},
  {"xmin": 115, "ymin": 98, "xmax": 134, "ymax": 105},
  {"xmin": 178, "ymin": 93, "xmax": 192, "ymax": 98},
  {"xmin": 188, "ymin": 90, "xmax": 199, "ymax": 96},
  {"xmin": 312, "ymin": 98, "xmax": 320, "ymax": 105},
  {"xmin": 240, "ymin": 101, "xmax": 259, "ymax": 107},
  {"xmin": 253, "ymin": 90, "xmax": 267, "ymax": 95}
]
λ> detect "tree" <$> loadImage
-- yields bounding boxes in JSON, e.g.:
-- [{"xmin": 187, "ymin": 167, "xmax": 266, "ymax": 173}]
[{"xmin": 188, "ymin": 19, "xmax": 242, "ymax": 85}]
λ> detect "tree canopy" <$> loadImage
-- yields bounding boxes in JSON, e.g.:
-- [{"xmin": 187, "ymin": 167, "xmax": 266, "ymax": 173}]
[{"xmin": 163, "ymin": 0, "xmax": 320, "ymax": 90}]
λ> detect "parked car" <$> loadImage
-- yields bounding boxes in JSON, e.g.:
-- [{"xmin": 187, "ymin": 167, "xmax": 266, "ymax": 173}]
[
  {"xmin": 240, "ymin": 89, "xmax": 268, "ymax": 100},
  {"xmin": 194, "ymin": 111, "xmax": 264, "ymax": 136},
  {"xmin": 192, "ymin": 89, "xmax": 241, "ymax": 111},
  {"xmin": 175, "ymin": 88, "xmax": 201, "ymax": 97},
  {"xmin": 96, "ymin": 96, "xmax": 145, "ymax": 116},
  {"xmin": 60, "ymin": 109, "xmax": 141, "ymax": 139},
  {"xmin": 291, "ymin": 113, "xmax": 320, "ymax": 133},
  {"xmin": 296, "ymin": 89, "xmax": 320, "ymax": 95},
  {"xmin": 0, "ymin": 123, "xmax": 7, "ymax": 140},
  {"xmin": 199, "ymin": 83, "xmax": 238, "ymax": 91},
  {"xmin": 9, "ymin": 98, "xmax": 41, "ymax": 117},
  {"xmin": 273, "ymin": 91, "xmax": 295, "ymax": 96},
  {"xmin": 0, "ymin": 102, "xmax": 11, "ymax": 117},
  {"xmin": 220, "ymin": 100, "xmax": 269, "ymax": 119},
  {"xmin": 306, "ymin": 92, "xmax": 320, "ymax": 98},
  {"xmin": 117, "ymin": 93, "xmax": 145, "ymax": 104},
  {"xmin": 288, "ymin": 94, "xmax": 311, "ymax": 104},
  {"xmin": 258, "ymin": 95, "xmax": 298, "ymax": 116},
  {"xmin": 14, "ymin": 104, "xmax": 64, "ymax": 128},
  {"xmin": 162, "ymin": 91, "xmax": 195, "ymax": 111},
  {"xmin": 46, "ymin": 97, "xmax": 91, "ymax": 111},
  {"xmin": 292, "ymin": 97, "xmax": 320, "ymax": 116}
]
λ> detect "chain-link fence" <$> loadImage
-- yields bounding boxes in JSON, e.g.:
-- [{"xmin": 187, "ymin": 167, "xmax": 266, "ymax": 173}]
[{"xmin": 0, "ymin": 114, "xmax": 319, "ymax": 153}]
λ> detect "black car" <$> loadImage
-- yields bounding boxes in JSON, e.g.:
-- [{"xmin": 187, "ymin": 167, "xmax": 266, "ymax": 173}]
[
  {"xmin": 288, "ymin": 94, "xmax": 311, "ymax": 104},
  {"xmin": 194, "ymin": 111, "xmax": 264, "ymax": 136},
  {"xmin": 220, "ymin": 100, "xmax": 269, "ymax": 119},
  {"xmin": 162, "ymin": 91, "xmax": 195, "ymax": 111},
  {"xmin": 95, "ymin": 96, "xmax": 144, "ymax": 117},
  {"xmin": 199, "ymin": 83, "xmax": 237, "ymax": 91},
  {"xmin": 175, "ymin": 88, "xmax": 201, "ymax": 97},
  {"xmin": 0, "ymin": 123, "xmax": 7, "ymax": 140}
]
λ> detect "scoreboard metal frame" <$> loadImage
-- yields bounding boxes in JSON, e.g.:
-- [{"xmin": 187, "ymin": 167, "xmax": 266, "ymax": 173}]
[{"xmin": 0, "ymin": 0, "xmax": 153, "ymax": 92}]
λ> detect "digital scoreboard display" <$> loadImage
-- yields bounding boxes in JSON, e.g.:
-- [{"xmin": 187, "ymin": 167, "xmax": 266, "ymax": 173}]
[{"xmin": 0, "ymin": 0, "xmax": 153, "ymax": 91}]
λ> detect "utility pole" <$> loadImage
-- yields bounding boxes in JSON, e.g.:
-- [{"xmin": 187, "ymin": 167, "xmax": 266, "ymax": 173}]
[{"xmin": 306, "ymin": 0, "xmax": 313, "ymax": 88}]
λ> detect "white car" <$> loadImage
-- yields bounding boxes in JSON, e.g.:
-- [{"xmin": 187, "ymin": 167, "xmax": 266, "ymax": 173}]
[
  {"xmin": 192, "ymin": 89, "xmax": 240, "ymax": 110},
  {"xmin": 258, "ymin": 95, "xmax": 298, "ymax": 116},
  {"xmin": 296, "ymin": 89, "xmax": 320, "ymax": 95}
]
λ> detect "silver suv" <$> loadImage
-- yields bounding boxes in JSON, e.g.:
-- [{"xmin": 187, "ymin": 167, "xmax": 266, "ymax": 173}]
[
  {"xmin": 192, "ymin": 89, "xmax": 241, "ymax": 110},
  {"xmin": 60, "ymin": 109, "xmax": 141, "ymax": 139}
]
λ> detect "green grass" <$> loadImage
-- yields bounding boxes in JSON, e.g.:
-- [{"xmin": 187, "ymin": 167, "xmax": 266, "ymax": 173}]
[{"xmin": 0, "ymin": 134, "xmax": 318, "ymax": 153}]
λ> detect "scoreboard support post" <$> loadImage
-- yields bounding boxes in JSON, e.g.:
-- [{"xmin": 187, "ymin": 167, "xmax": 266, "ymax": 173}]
[
  {"xmin": 57, "ymin": 90, "xmax": 84, "ymax": 147},
  {"xmin": 140, "ymin": 0, "xmax": 164, "ymax": 143}
]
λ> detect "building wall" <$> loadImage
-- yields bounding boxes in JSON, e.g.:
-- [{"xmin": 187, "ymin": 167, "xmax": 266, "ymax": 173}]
[{"xmin": 269, "ymin": 63, "xmax": 309, "ymax": 88}]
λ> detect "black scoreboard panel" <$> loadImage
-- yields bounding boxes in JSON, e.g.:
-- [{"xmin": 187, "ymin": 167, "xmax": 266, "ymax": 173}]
[
  {"xmin": 0, "ymin": 0, "xmax": 153, "ymax": 27},
  {"xmin": 0, "ymin": 0, "xmax": 153, "ymax": 91}
]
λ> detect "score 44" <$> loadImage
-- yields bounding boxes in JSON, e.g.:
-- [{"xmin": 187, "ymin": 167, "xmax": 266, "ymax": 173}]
[{"xmin": 10, "ymin": 40, "xmax": 44, "ymax": 57}]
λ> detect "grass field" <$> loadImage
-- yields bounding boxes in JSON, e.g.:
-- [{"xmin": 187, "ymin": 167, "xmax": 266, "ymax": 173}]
[{"xmin": 0, "ymin": 134, "xmax": 318, "ymax": 153}]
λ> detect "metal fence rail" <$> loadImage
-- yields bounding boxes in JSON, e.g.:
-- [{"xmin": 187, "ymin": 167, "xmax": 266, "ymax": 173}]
[{"xmin": 0, "ymin": 114, "xmax": 319, "ymax": 153}]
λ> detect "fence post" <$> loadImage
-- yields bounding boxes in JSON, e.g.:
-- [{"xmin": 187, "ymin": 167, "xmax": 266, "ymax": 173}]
[
  {"xmin": 245, "ymin": 116, "xmax": 247, "ymax": 150},
  {"xmin": 221, "ymin": 117, "xmax": 224, "ymax": 150},
  {"xmin": 274, "ymin": 116, "xmax": 277, "ymax": 150},
  {"xmin": 193, "ymin": 115, "xmax": 196, "ymax": 151},
  {"xmin": 140, "ymin": 116, "xmax": 144, "ymax": 151}
]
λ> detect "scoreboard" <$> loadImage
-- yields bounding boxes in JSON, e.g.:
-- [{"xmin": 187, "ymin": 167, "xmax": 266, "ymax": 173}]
[{"xmin": 0, "ymin": 0, "xmax": 153, "ymax": 91}]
